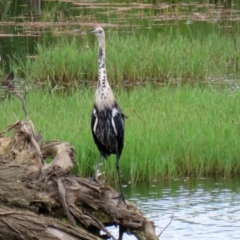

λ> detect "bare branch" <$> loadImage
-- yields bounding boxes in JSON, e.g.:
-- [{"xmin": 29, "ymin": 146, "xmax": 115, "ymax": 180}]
[
  {"xmin": 15, "ymin": 91, "xmax": 28, "ymax": 120},
  {"xmin": 57, "ymin": 178, "xmax": 76, "ymax": 225},
  {"xmin": 158, "ymin": 214, "xmax": 174, "ymax": 238}
]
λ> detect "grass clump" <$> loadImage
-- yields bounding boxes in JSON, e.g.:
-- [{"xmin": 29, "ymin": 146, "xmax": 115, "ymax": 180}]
[
  {"xmin": 10, "ymin": 31, "xmax": 240, "ymax": 85},
  {"xmin": 16, "ymin": 38, "xmax": 96, "ymax": 85},
  {"xmin": 1, "ymin": 85, "xmax": 240, "ymax": 184}
]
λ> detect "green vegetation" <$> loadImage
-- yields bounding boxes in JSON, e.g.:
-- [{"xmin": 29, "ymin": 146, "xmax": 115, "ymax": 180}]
[
  {"xmin": 10, "ymin": 31, "xmax": 240, "ymax": 85},
  {"xmin": 3, "ymin": 26, "xmax": 240, "ymax": 184},
  {"xmin": 1, "ymin": 85, "xmax": 240, "ymax": 183}
]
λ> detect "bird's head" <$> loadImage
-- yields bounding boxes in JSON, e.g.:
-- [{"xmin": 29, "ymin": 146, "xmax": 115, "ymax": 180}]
[{"xmin": 91, "ymin": 27, "xmax": 105, "ymax": 48}]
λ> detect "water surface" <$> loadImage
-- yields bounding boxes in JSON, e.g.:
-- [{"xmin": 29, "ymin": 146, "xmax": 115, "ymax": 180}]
[
  {"xmin": 0, "ymin": 0, "xmax": 239, "ymax": 73},
  {"xmin": 109, "ymin": 178, "xmax": 240, "ymax": 239}
]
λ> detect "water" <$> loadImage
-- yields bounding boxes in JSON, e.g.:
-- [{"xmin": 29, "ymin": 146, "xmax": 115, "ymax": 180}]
[
  {"xmin": 108, "ymin": 178, "xmax": 240, "ymax": 239},
  {"xmin": 0, "ymin": 0, "xmax": 240, "ymax": 73}
]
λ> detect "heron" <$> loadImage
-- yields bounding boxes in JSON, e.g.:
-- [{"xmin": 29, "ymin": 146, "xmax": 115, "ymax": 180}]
[{"xmin": 91, "ymin": 27, "xmax": 126, "ymax": 205}]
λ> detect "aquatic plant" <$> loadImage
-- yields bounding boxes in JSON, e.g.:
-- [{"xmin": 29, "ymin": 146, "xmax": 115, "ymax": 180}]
[
  {"xmin": 1, "ymin": 85, "xmax": 240, "ymax": 183},
  {"xmin": 10, "ymin": 30, "xmax": 240, "ymax": 85}
]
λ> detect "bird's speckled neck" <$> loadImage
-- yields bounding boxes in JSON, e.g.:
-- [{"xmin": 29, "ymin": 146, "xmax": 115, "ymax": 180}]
[{"xmin": 95, "ymin": 41, "xmax": 115, "ymax": 111}]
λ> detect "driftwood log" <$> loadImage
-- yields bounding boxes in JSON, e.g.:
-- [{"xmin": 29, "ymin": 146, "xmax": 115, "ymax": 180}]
[{"xmin": 0, "ymin": 115, "xmax": 159, "ymax": 239}]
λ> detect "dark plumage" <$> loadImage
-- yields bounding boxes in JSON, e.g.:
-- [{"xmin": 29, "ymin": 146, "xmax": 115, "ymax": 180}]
[
  {"xmin": 91, "ymin": 104, "xmax": 125, "ymax": 159},
  {"xmin": 91, "ymin": 27, "xmax": 126, "ymax": 205}
]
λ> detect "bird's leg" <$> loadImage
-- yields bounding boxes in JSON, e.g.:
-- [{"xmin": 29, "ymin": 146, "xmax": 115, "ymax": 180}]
[
  {"xmin": 92, "ymin": 154, "xmax": 103, "ymax": 182},
  {"xmin": 113, "ymin": 155, "xmax": 127, "ymax": 206},
  {"xmin": 118, "ymin": 225, "xmax": 125, "ymax": 240}
]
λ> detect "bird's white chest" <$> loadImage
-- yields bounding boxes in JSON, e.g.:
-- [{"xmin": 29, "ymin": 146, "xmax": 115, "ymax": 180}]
[{"xmin": 95, "ymin": 87, "xmax": 115, "ymax": 111}]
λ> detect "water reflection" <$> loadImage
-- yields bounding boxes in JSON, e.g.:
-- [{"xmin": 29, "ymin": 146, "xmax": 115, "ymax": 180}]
[
  {"xmin": 109, "ymin": 178, "xmax": 240, "ymax": 239},
  {"xmin": 0, "ymin": 0, "xmax": 239, "ymax": 74}
]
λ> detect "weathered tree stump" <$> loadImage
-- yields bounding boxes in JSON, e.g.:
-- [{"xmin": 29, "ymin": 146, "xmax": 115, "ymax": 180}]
[{"xmin": 0, "ymin": 117, "xmax": 159, "ymax": 240}]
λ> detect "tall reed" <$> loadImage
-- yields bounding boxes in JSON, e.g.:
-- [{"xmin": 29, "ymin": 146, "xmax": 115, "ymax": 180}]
[
  {"xmin": 1, "ymin": 85, "xmax": 240, "ymax": 183},
  {"xmin": 9, "ymin": 31, "xmax": 240, "ymax": 84}
]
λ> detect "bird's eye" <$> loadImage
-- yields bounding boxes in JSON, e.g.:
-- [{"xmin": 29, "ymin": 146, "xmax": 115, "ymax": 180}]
[{"xmin": 99, "ymin": 30, "xmax": 102, "ymax": 34}]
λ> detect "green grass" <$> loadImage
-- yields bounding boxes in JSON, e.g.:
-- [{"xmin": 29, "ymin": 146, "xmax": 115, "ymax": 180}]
[
  {"xmin": 1, "ymin": 85, "xmax": 240, "ymax": 184},
  {"xmin": 9, "ymin": 30, "xmax": 240, "ymax": 85}
]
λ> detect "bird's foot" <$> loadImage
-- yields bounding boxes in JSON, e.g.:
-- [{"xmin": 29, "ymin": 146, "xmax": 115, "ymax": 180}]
[{"xmin": 113, "ymin": 192, "xmax": 127, "ymax": 207}]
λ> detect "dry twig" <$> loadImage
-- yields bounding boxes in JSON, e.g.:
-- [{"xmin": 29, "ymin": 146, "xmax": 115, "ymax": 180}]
[
  {"xmin": 158, "ymin": 214, "xmax": 174, "ymax": 237},
  {"xmin": 15, "ymin": 91, "xmax": 28, "ymax": 120}
]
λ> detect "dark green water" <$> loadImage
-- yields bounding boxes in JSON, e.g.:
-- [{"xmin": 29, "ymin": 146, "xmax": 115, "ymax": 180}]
[
  {"xmin": 110, "ymin": 178, "xmax": 240, "ymax": 239},
  {"xmin": 0, "ymin": 0, "xmax": 240, "ymax": 73}
]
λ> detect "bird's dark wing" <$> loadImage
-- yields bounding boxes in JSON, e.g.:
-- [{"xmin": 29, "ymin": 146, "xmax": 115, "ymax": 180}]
[
  {"xmin": 91, "ymin": 106, "xmax": 112, "ymax": 158},
  {"xmin": 91, "ymin": 104, "xmax": 125, "ymax": 158},
  {"xmin": 91, "ymin": 107, "xmax": 97, "ymax": 135},
  {"xmin": 112, "ymin": 105, "xmax": 125, "ymax": 156},
  {"xmin": 112, "ymin": 106, "xmax": 124, "ymax": 137}
]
